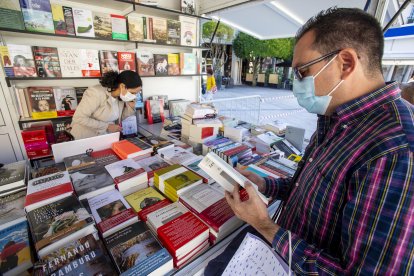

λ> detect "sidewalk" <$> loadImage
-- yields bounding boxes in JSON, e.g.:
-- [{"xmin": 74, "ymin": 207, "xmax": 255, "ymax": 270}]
[{"xmin": 213, "ymin": 85, "xmax": 317, "ymax": 140}]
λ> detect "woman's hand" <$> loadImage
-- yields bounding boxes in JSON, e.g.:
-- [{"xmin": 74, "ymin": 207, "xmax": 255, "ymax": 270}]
[{"xmin": 107, "ymin": 124, "xmax": 122, "ymax": 133}]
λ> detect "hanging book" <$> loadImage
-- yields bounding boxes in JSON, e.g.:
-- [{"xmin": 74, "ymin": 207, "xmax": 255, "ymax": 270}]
[
  {"xmin": 167, "ymin": 19, "xmax": 181, "ymax": 45},
  {"xmin": 111, "ymin": 14, "xmax": 128, "ymax": 40},
  {"xmin": 154, "ymin": 54, "xmax": 168, "ymax": 76},
  {"xmin": 62, "ymin": 6, "xmax": 75, "ymax": 36},
  {"xmin": 51, "ymin": 4, "xmax": 67, "ymax": 35},
  {"xmin": 152, "ymin": 17, "xmax": 167, "ymax": 44},
  {"xmin": 79, "ymin": 49, "xmax": 101, "ymax": 77},
  {"xmin": 128, "ymin": 15, "xmax": 144, "ymax": 41},
  {"xmin": 26, "ymin": 87, "xmax": 57, "ymax": 119},
  {"xmin": 0, "ymin": 0, "xmax": 25, "ymax": 30},
  {"xmin": 8, "ymin": 44, "xmax": 37, "ymax": 77},
  {"xmin": 73, "ymin": 8, "xmax": 95, "ymax": 37},
  {"xmin": 99, "ymin": 50, "xmax": 119, "ymax": 74},
  {"xmin": 136, "ymin": 50, "xmax": 155, "ymax": 76},
  {"xmin": 19, "ymin": 0, "xmax": 54, "ymax": 33},
  {"xmin": 181, "ymin": 0, "xmax": 196, "ymax": 15},
  {"xmin": 167, "ymin": 53, "xmax": 180, "ymax": 76},
  {"xmin": 32, "ymin": 46, "xmax": 62, "ymax": 78},
  {"xmin": 118, "ymin": 51, "xmax": 136, "ymax": 72},
  {"xmin": 58, "ymin": 48, "xmax": 82, "ymax": 77},
  {"xmin": 93, "ymin": 12, "xmax": 112, "ymax": 39},
  {"xmin": 53, "ymin": 87, "xmax": 77, "ymax": 116}
]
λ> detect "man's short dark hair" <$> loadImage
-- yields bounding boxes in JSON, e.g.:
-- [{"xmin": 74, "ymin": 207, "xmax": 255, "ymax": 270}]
[{"xmin": 296, "ymin": 8, "xmax": 384, "ymax": 77}]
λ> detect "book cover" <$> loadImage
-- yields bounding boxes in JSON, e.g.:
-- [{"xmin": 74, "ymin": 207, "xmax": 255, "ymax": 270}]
[
  {"xmin": 27, "ymin": 87, "xmax": 57, "ymax": 119},
  {"xmin": 146, "ymin": 202, "xmax": 189, "ymax": 231},
  {"xmin": 99, "ymin": 50, "xmax": 119, "ymax": 74},
  {"xmin": 31, "ymin": 163, "xmax": 66, "ymax": 179},
  {"xmin": 163, "ymin": 170, "xmax": 202, "ymax": 200},
  {"xmin": 105, "ymin": 222, "xmax": 170, "ymax": 274},
  {"xmin": 51, "ymin": 4, "xmax": 66, "ymax": 35},
  {"xmin": 118, "ymin": 51, "xmax": 136, "ymax": 72},
  {"xmin": 26, "ymin": 195, "xmax": 93, "ymax": 252},
  {"xmin": 135, "ymin": 155, "xmax": 169, "ymax": 175},
  {"xmin": 37, "ymin": 232, "xmax": 116, "ymax": 276},
  {"xmin": 88, "ymin": 190, "xmax": 130, "ymax": 224},
  {"xmin": 136, "ymin": 50, "xmax": 155, "ymax": 76},
  {"xmin": 79, "ymin": 49, "xmax": 101, "ymax": 77},
  {"xmin": 75, "ymin": 87, "xmax": 87, "ymax": 103},
  {"xmin": 53, "ymin": 87, "xmax": 77, "ymax": 116},
  {"xmin": 181, "ymin": 0, "xmax": 196, "ymax": 15},
  {"xmin": 57, "ymin": 48, "xmax": 82, "ymax": 77},
  {"xmin": 154, "ymin": 54, "xmax": 168, "ymax": 76},
  {"xmin": 32, "ymin": 46, "xmax": 62, "ymax": 78},
  {"xmin": 72, "ymin": 8, "xmax": 95, "ymax": 37},
  {"xmin": 0, "ymin": 161, "xmax": 26, "ymax": 191},
  {"xmin": 105, "ymin": 159, "xmax": 145, "ymax": 184},
  {"xmin": 0, "ymin": 219, "xmax": 32, "ymax": 276},
  {"xmin": 97, "ymin": 208, "xmax": 135, "ymax": 234},
  {"xmin": 90, "ymin": 148, "xmax": 120, "ymax": 167},
  {"xmin": 0, "ymin": 46, "xmax": 14, "ymax": 77},
  {"xmin": 112, "ymin": 139, "xmax": 152, "ymax": 160},
  {"xmin": 25, "ymin": 171, "xmax": 73, "ymax": 208},
  {"xmin": 62, "ymin": 6, "xmax": 75, "ymax": 36},
  {"xmin": 121, "ymin": 115, "xmax": 137, "ymax": 136},
  {"xmin": 159, "ymin": 147, "xmax": 198, "ymax": 165},
  {"xmin": 70, "ymin": 166, "xmax": 114, "ymax": 198},
  {"xmin": 111, "ymin": 14, "xmax": 128, "ymax": 40},
  {"xmin": 93, "ymin": 12, "xmax": 112, "ymax": 39},
  {"xmin": 167, "ymin": 53, "xmax": 180, "ymax": 75},
  {"xmin": 180, "ymin": 53, "xmax": 196, "ymax": 75},
  {"xmin": 0, "ymin": 190, "xmax": 26, "ymax": 226},
  {"xmin": 125, "ymin": 187, "xmax": 170, "ymax": 221},
  {"xmin": 19, "ymin": 0, "xmax": 54, "ymax": 33},
  {"xmin": 167, "ymin": 19, "xmax": 181, "ymax": 45},
  {"xmin": 8, "ymin": 44, "xmax": 37, "ymax": 77},
  {"xmin": 63, "ymin": 153, "xmax": 95, "ymax": 172},
  {"xmin": 180, "ymin": 16, "xmax": 197, "ymax": 46},
  {"xmin": 145, "ymin": 99, "xmax": 165, "ymax": 124},
  {"xmin": 152, "ymin": 17, "xmax": 167, "ymax": 44},
  {"xmin": 169, "ymin": 99, "xmax": 190, "ymax": 117},
  {"xmin": 128, "ymin": 15, "xmax": 144, "ymax": 41},
  {"xmin": 126, "ymin": 137, "xmax": 152, "ymax": 151},
  {"xmin": 0, "ymin": 0, "xmax": 25, "ymax": 30},
  {"xmin": 139, "ymin": 136, "xmax": 174, "ymax": 153}
]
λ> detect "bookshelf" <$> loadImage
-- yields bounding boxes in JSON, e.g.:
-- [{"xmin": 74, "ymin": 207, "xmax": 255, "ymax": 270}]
[{"xmin": 18, "ymin": 116, "xmax": 73, "ymax": 129}]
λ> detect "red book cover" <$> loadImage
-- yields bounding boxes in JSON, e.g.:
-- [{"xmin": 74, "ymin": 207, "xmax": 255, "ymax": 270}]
[
  {"xmin": 117, "ymin": 52, "xmax": 136, "ymax": 72},
  {"xmin": 114, "ymin": 168, "xmax": 146, "ymax": 184},
  {"xmin": 97, "ymin": 208, "xmax": 136, "ymax": 233},
  {"xmin": 138, "ymin": 199, "xmax": 171, "ymax": 221},
  {"xmin": 201, "ymin": 127, "xmax": 214, "ymax": 139},
  {"xmin": 22, "ymin": 128, "xmax": 47, "ymax": 144},
  {"xmin": 175, "ymin": 241, "xmax": 209, "ymax": 268},
  {"xmin": 157, "ymin": 212, "xmax": 209, "ymax": 256},
  {"xmin": 25, "ymin": 183, "xmax": 73, "ymax": 207}
]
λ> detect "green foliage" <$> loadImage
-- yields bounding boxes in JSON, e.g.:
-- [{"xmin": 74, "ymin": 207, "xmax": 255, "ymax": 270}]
[{"xmin": 202, "ymin": 21, "xmax": 234, "ymax": 42}]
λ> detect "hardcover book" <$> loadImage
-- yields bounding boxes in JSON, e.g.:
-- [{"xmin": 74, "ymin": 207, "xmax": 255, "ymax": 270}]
[
  {"xmin": 69, "ymin": 166, "xmax": 115, "ymax": 200},
  {"xmin": 63, "ymin": 153, "xmax": 95, "ymax": 172},
  {"xmin": 26, "ymin": 87, "xmax": 57, "ymax": 119},
  {"xmin": 19, "ymin": 0, "xmax": 54, "ymax": 33},
  {"xmin": 0, "ymin": 190, "xmax": 26, "ymax": 226},
  {"xmin": 167, "ymin": 19, "xmax": 181, "ymax": 45},
  {"xmin": 62, "ymin": 6, "xmax": 75, "ymax": 36},
  {"xmin": 93, "ymin": 12, "xmax": 112, "ymax": 39},
  {"xmin": 32, "ymin": 46, "xmax": 62, "ymax": 78},
  {"xmin": 118, "ymin": 51, "xmax": 136, "ymax": 72},
  {"xmin": 51, "ymin": 4, "xmax": 66, "ymax": 35},
  {"xmin": 37, "ymin": 232, "xmax": 116, "ymax": 276},
  {"xmin": 79, "ymin": 49, "xmax": 101, "ymax": 77},
  {"xmin": 99, "ymin": 50, "xmax": 119, "ymax": 74},
  {"xmin": 111, "ymin": 14, "xmax": 128, "ymax": 40},
  {"xmin": 0, "ymin": 161, "xmax": 26, "ymax": 193},
  {"xmin": 179, "ymin": 16, "xmax": 197, "ymax": 46},
  {"xmin": 57, "ymin": 48, "xmax": 82, "ymax": 77},
  {"xmin": 125, "ymin": 187, "xmax": 170, "ymax": 221},
  {"xmin": 88, "ymin": 190, "xmax": 130, "ymax": 224},
  {"xmin": 105, "ymin": 221, "xmax": 173, "ymax": 274},
  {"xmin": 154, "ymin": 54, "xmax": 168, "ymax": 76},
  {"xmin": 167, "ymin": 53, "xmax": 180, "ymax": 75},
  {"xmin": 72, "ymin": 8, "xmax": 95, "ymax": 37},
  {"xmin": 127, "ymin": 15, "xmax": 144, "ymax": 41},
  {"xmin": 152, "ymin": 17, "xmax": 167, "ymax": 44},
  {"xmin": 53, "ymin": 87, "xmax": 78, "ymax": 116},
  {"xmin": 26, "ymin": 195, "xmax": 93, "ymax": 253},
  {"xmin": 8, "ymin": 44, "xmax": 37, "ymax": 77},
  {"xmin": 0, "ymin": 0, "xmax": 25, "ymax": 30},
  {"xmin": 0, "ymin": 219, "xmax": 32, "ymax": 276},
  {"xmin": 136, "ymin": 50, "xmax": 155, "ymax": 76}
]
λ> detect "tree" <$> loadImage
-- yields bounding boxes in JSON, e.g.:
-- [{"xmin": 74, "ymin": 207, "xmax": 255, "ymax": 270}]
[
  {"xmin": 202, "ymin": 21, "xmax": 234, "ymax": 78},
  {"xmin": 233, "ymin": 32, "xmax": 294, "ymax": 86}
]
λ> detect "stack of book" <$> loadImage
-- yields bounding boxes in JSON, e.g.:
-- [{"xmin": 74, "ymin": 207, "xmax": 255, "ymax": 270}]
[
  {"xmin": 134, "ymin": 155, "xmax": 170, "ymax": 179},
  {"xmin": 112, "ymin": 137, "xmax": 153, "ymax": 160},
  {"xmin": 0, "ymin": 160, "xmax": 27, "ymax": 197},
  {"xmin": 158, "ymin": 146, "xmax": 199, "ymax": 165}
]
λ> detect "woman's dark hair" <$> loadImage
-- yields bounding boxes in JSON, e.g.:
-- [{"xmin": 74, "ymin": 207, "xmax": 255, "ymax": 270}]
[
  {"xmin": 206, "ymin": 68, "xmax": 213, "ymax": 75},
  {"xmin": 100, "ymin": 70, "xmax": 142, "ymax": 90}
]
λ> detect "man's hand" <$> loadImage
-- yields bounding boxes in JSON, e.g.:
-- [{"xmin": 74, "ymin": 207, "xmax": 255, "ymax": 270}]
[
  {"xmin": 225, "ymin": 182, "xmax": 279, "ymax": 243},
  {"xmin": 107, "ymin": 124, "xmax": 122, "ymax": 133},
  {"xmin": 237, "ymin": 169, "xmax": 266, "ymax": 193}
]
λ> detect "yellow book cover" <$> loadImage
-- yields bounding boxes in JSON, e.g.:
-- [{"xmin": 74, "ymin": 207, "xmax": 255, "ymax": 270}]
[
  {"xmin": 164, "ymin": 170, "xmax": 202, "ymax": 192},
  {"xmin": 154, "ymin": 164, "xmax": 181, "ymax": 185},
  {"xmin": 125, "ymin": 187, "xmax": 166, "ymax": 212},
  {"xmin": 167, "ymin": 53, "xmax": 180, "ymax": 76},
  {"xmin": 0, "ymin": 46, "xmax": 11, "ymax": 67},
  {"xmin": 51, "ymin": 4, "xmax": 67, "ymax": 35}
]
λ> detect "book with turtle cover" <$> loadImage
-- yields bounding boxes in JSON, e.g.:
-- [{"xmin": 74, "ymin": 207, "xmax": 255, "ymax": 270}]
[
  {"xmin": 51, "ymin": 4, "xmax": 66, "ymax": 35},
  {"xmin": 19, "ymin": 0, "xmax": 54, "ymax": 33},
  {"xmin": 62, "ymin": 6, "xmax": 75, "ymax": 36},
  {"xmin": 152, "ymin": 17, "xmax": 167, "ymax": 44},
  {"xmin": 73, "ymin": 8, "xmax": 95, "ymax": 37},
  {"xmin": 104, "ymin": 221, "xmax": 173, "ymax": 275},
  {"xmin": 69, "ymin": 166, "xmax": 115, "ymax": 200},
  {"xmin": 154, "ymin": 54, "xmax": 168, "ymax": 76},
  {"xmin": 36, "ymin": 232, "xmax": 116, "ymax": 276},
  {"xmin": 167, "ymin": 20, "xmax": 181, "ymax": 45},
  {"xmin": 128, "ymin": 15, "xmax": 144, "ymax": 41},
  {"xmin": 0, "ymin": 0, "xmax": 25, "ymax": 30},
  {"xmin": 136, "ymin": 50, "xmax": 155, "ymax": 76},
  {"xmin": 8, "ymin": 44, "xmax": 37, "ymax": 77},
  {"xmin": 26, "ymin": 194, "xmax": 94, "ymax": 253},
  {"xmin": 53, "ymin": 87, "xmax": 77, "ymax": 116},
  {"xmin": 99, "ymin": 50, "xmax": 119, "ymax": 74},
  {"xmin": 63, "ymin": 153, "xmax": 95, "ymax": 173},
  {"xmin": 93, "ymin": 12, "xmax": 112, "ymax": 39},
  {"xmin": 32, "ymin": 46, "xmax": 62, "ymax": 78},
  {"xmin": 26, "ymin": 87, "xmax": 57, "ymax": 119},
  {"xmin": 57, "ymin": 48, "xmax": 82, "ymax": 78},
  {"xmin": 168, "ymin": 53, "xmax": 180, "ymax": 75}
]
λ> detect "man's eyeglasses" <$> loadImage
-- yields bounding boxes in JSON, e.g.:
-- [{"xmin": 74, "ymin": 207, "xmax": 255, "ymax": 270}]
[{"xmin": 293, "ymin": 49, "xmax": 341, "ymax": 81}]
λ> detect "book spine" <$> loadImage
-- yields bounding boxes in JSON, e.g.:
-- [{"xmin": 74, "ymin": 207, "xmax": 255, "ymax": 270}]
[
  {"xmin": 143, "ymin": 17, "xmax": 147, "ymax": 39},
  {"xmin": 149, "ymin": 18, "xmax": 154, "ymax": 40},
  {"xmin": 12, "ymin": 87, "xmax": 23, "ymax": 117},
  {"xmin": 97, "ymin": 208, "xmax": 135, "ymax": 233}
]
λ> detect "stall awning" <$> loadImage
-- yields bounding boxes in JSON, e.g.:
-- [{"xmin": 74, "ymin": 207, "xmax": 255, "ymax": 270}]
[{"xmin": 207, "ymin": 0, "xmax": 368, "ymax": 39}]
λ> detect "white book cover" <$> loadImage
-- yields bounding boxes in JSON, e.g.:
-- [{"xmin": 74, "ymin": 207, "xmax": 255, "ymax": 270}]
[
  {"xmin": 179, "ymin": 16, "xmax": 197, "ymax": 46},
  {"xmin": 27, "ymin": 171, "xmax": 71, "ymax": 195},
  {"xmin": 121, "ymin": 116, "xmax": 137, "ymax": 136},
  {"xmin": 135, "ymin": 155, "xmax": 169, "ymax": 172},
  {"xmin": 257, "ymin": 131, "xmax": 283, "ymax": 145},
  {"xmin": 105, "ymin": 158, "xmax": 143, "ymax": 180},
  {"xmin": 79, "ymin": 49, "xmax": 101, "ymax": 77},
  {"xmin": 73, "ymin": 8, "xmax": 95, "ymax": 37},
  {"xmin": 53, "ymin": 87, "xmax": 78, "ymax": 115},
  {"xmin": 180, "ymin": 183, "xmax": 223, "ymax": 214},
  {"xmin": 8, "ymin": 44, "xmax": 37, "ymax": 77},
  {"xmin": 158, "ymin": 147, "xmax": 198, "ymax": 165},
  {"xmin": 147, "ymin": 202, "xmax": 188, "ymax": 230},
  {"xmin": 88, "ymin": 189, "xmax": 131, "ymax": 223},
  {"xmin": 57, "ymin": 48, "xmax": 82, "ymax": 77}
]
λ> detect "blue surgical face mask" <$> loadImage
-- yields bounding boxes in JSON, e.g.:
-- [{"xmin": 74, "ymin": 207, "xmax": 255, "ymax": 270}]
[{"xmin": 293, "ymin": 55, "xmax": 344, "ymax": 115}]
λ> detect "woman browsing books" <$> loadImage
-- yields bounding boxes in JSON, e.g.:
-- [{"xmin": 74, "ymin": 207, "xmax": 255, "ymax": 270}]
[{"xmin": 71, "ymin": 71, "xmax": 142, "ymax": 140}]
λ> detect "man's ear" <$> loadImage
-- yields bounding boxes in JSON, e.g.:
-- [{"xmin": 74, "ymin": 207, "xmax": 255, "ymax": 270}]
[{"xmin": 338, "ymin": 49, "xmax": 358, "ymax": 80}]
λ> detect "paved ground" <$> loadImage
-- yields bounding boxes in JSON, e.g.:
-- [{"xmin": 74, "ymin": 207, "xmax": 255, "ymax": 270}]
[{"xmin": 211, "ymin": 85, "xmax": 318, "ymax": 140}]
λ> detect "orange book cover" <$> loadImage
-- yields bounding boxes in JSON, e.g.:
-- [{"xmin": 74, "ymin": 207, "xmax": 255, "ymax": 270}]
[{"xmin": 111, "ymin": 140, "xmax": 140, "ymax": 159}]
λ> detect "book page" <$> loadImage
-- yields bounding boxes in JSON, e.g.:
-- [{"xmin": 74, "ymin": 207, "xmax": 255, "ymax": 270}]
[{"xmin": 223, "ymin": 233, "xmax": 291, "ymax": 276}]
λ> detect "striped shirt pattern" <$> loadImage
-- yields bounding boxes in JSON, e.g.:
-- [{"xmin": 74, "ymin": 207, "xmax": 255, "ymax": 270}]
[{"xmin": 265, "ymin": 82, "xmax": 414, "ymax": 275}]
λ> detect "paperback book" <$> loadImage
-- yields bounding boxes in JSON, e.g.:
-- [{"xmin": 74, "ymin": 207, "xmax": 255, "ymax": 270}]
[
  {"xmin": 136, "ymin": 50, "xmax": 155, "ymax": 76},
  {"xmin": 168, "ymin": 53, "xmax": 180, "ymax": 75},
  {"xmin": 0, "ymin": 190, "xmax": 26, "ymax": 226},
  {"xmin": 111, "ymin": 14, "xmax": 128, "ymax": 40},
  {"xmin": 125, "ymin": 187, "xmax": 171, "ymax": 221},
  {"xmin": 145, "ymin": 99, "xmax": 165, "ymax": 124},
  {"xmin": 181, "ymin": 0, "xmax": 196, "ymax": 15},
  {"xmin": 93, "ymin": 12, "xmax": 112, "ymax": 39},
  {"xmin": 72, "ymin": 8, "xmax": 95, "ymax": 37},
  {"xmin": 127, "ymin": 15, "xmax": 144, "ymax": 41},
  {"xmin": 179, "ymin": 16, "xmax": 197, "ymax": 46},
  {"xmin": 70, "ymin": 166, "xmax": 115, "ymax": 200},
  {"xmin": 32, "ymin": 46, "xmax": 62, "ymax": 78},
  {"xmin": 104, "ymin": 158, "xmax": 147, "ymax": 193},
  {"xmin": 180, "ymin": 53, "xmax": 196, "ymax": 75},
  {"xmin": 0, "ymin": 0, "xmax": 25, "ymax": 30},
  {"xmin": 167, "ymin": 19, "xmax": 181, "ymax": 45},
  {"xmin": 51, "ymin": 4, "xmax": 66, "ymax": 35},
  {"xmin": 75, "ymin": 87, "xmax": 88, "ymax": 103},
  {"xmin": 0, "ymin": 161, "xmax": 26, "ymax": 193},
  {"xmin": 152, "ymin": 17, "xmax": 167, "ymax": 44},
  {"xmin": 19, "ymin": 0, "xmax": 54, "ymax": 33},
  {"xmin": 0, "ymin": 46, "xmax": 13, "ymax": 77},
  {"xmin": 118, "ymin": 51, "xmax": 136, "ymax": 72},
  {"xmin": 8, "ymin": 44, "xmax": 37, "ymax": 77},
  {"xmin": 134, "ymin": 155, "xmax": 170, "ymax": 178},
  {"xmin": 27, "ymin": 87, "xmax": 57, "ymax": 119},
  {"xmin": 53, "ymin": 87, "xmax": 78, "ymax": 116},
  {"xmin": 154, "ymin": 54, "xmax": 168, "ymax": 76},
  {"xmin": 79, "ymin": 49, "xmax": 101, "ymax": 77},
  {"xmin": 99, "ymin": 50, "xmax": 119, "ymax": 74},
  {"xmin": 57, "ymin": 48, "xmax": 82, "ymax": 77},
  {"xmin": 63, "ymin": 153, "xmax": 95, "ymax": 173},
  {"xmin": 88, "ymin": 189, "xmax": 131, "ymax": 224},
  {"xmin": 62, "ymin": 6, "xmax": 75, "ymax": 36}
]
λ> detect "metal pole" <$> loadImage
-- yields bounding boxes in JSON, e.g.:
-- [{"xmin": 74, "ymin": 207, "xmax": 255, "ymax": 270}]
[{"xmin": 383, "ymin": 0, "xmax": 412, "ymax": 33}]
